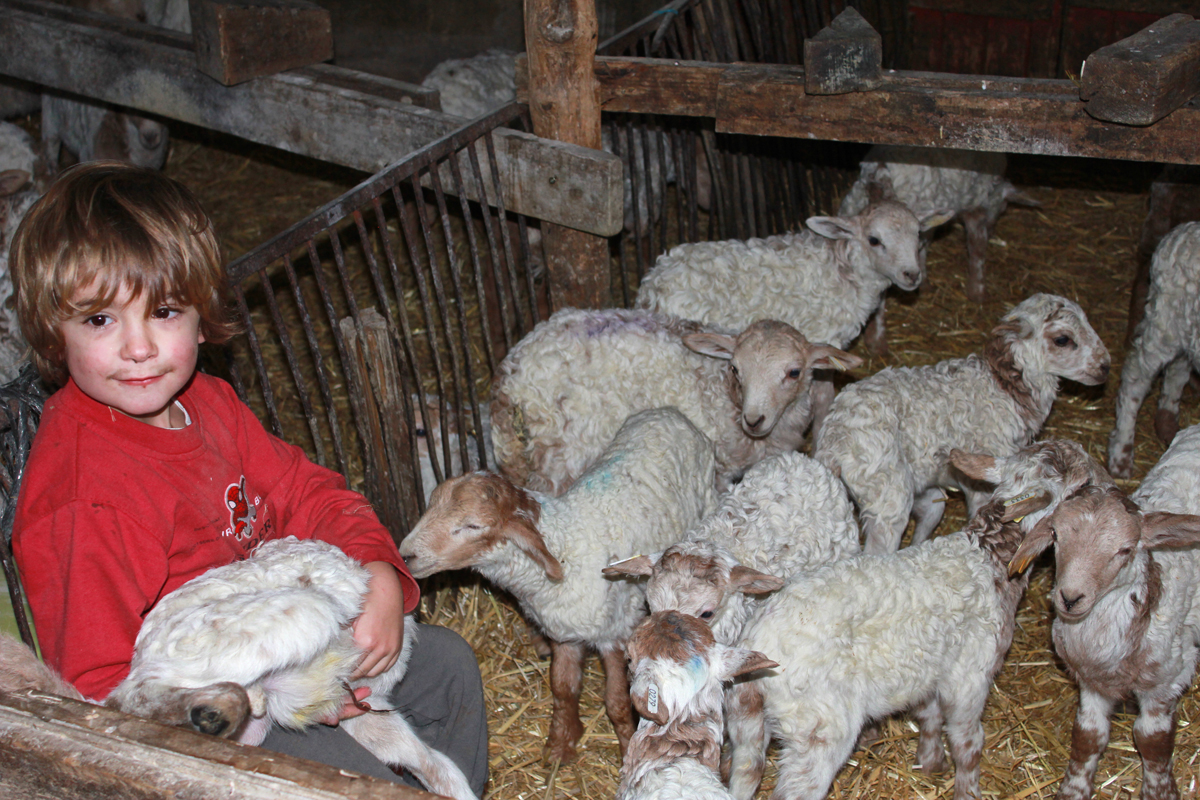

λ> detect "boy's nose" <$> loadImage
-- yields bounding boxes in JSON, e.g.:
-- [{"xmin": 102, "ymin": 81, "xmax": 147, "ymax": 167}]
[{"xmin": 121, "ymin": 326, "xmax": 157, "ymax": 362}]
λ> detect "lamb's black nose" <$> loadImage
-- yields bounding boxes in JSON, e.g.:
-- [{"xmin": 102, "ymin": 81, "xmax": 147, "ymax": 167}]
[{"xmin": 1060, "ymin": 590, "xmax": 1085, "ymax": 613}]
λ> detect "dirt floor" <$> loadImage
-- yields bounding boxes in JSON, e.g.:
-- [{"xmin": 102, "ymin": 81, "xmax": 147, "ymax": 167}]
[{"xmin": 5, "ymin": 111, "xmax": 1199, "ymax": 799}]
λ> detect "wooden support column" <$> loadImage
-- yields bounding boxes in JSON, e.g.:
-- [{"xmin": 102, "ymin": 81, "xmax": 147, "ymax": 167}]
[{"xmin": 524, "ymin": 0, "xmax": 610, "ymax": 310}]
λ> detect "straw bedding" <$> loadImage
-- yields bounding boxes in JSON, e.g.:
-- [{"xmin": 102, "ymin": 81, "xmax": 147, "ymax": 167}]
[{"xmin": 158, "ymin": 128, "xmax": 1197, "ymax": 799}]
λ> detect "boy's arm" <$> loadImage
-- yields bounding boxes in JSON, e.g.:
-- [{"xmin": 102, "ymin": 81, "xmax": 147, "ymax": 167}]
[{"xmin": 350, "ymin": 561, "xmax": 405, "ymax": 679}]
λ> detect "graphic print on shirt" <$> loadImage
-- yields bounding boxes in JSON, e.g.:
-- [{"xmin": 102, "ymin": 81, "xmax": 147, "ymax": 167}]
[{"xmin": 224, "ymin": 475, "xmax": 258, "ymax": 541}]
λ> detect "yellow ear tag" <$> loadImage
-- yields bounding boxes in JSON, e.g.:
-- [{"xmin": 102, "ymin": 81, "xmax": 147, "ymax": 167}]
[{"xmin": 1004, "ymin": 490, "xmax": 1038, "ymax": 524}]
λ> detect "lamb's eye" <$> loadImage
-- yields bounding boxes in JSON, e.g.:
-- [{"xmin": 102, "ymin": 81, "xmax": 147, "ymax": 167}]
[
  {"xmin": 787, "ymin": 368, "xmax": 801, "ymax": 379},
  {"xmin": 1053, "ymin": 335, "xmax": 1072, "ymax": 347},
  {"xmin": 415, "ymin": 427, "xmax": 427, "ymax": 437},
  {"xmin": 868, "ymin": 236, "xmax": 881, "ymax": 247},
  {"xmin": 1117, "ymin": 547, "xmax": 1132, "ymax": 557},
  {"xmin": 730, "ymin": 365, "xmax": 739, "ymax": 377},
  {"xmin": 1050, "ymin": 527, "xmax": 1058, "ymax": 543},
  {"xmin": 699, "ymin": 610, "xmax": 714, "ymax": 619}
]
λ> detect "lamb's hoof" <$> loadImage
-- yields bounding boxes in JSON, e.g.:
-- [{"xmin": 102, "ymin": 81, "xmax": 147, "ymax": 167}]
[
  {"xmin": 190, "ymin": 705, "xmax": 233, "ymax": 737},
  {"xmin": 966, "ymin": 284, "xmax": 987, "ymax": 303},
  {"xmin": 1154, "ymin": 409, "xmax": 1181, "ymax": 445},
  {"xmin": 542, "ymin": 740, "xmax": 579, "ymax": 765},
  {"xmin": 855, "ymin": 723, "xmax": 883, "ymax": 751}
]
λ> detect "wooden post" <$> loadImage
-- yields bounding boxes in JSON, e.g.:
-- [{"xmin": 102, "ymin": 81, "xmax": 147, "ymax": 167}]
[{"xmin": 524, "ymin": 0, "xmax": 611, "ymax": 310}]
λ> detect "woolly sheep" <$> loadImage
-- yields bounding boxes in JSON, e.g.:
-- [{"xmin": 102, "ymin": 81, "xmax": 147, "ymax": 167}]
[
  {"xmin": 839, "ymin": 145, "xmax": 1036, "ymax": 304},
  {"xmin": 489, "ymin": 307, "xmax": 861, "ymax": 495},
  {"xmin": 616, "ymin": 611, "xmax": 777, "ymax": 800},
  {"xmin": 0, "ymin": 121, "xmax": 40, "ymax": 381},
  {"xmin": 1108, "ymin": 221, "xmax": 1200, "ymax": 478},
  {"xmin": 604, "ymin": 451, "xmax": 859, "ymax": 645},
  {"xmin": 1009, "ymin": 424, "xmax": 1200, "ymax": 800},
  {"xmin": 725, "ymin": 492, "xmax": 1050, "ymax": 800},
  {"xmin": 815, "ymin": 293, "xmax": 1111, "ymax": 554},
  {"xmin": 399, "ymin": 406, "xmax": 717, "ymax": 763}
]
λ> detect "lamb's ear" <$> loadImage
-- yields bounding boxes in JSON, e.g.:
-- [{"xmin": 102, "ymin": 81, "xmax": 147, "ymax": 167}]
[
  {"xmin": 630, "ymin": 681, "xmax": 669, "ymax": 726},
  {"xmin": 1001, "ymin": 490, "xmax": 1052, "ymax": 524},
  {"xmin": 1008, "ymin": 514, "xmax": 1055, "ymax": 576},
  {"xmin": 502, "ymin": 517, "xmax": 565, "ymax": 581},
  {"xmin": 1140, "ymin": 512, "xmax": 1200, "ymax": 550},
  {"xmin": 717, "ymin": 645, "xmax": 779, "ymax": 681},
  {"xmin": 919, "ymin": 208, "xmax": 956, "ymax": 231},
  {"xmin": 805, "ymin": 215, "xmax": 856, "ymax": 241},
  {"xmin": 603, "ymin": 554, "xmax": 658, "ymax": 579},
  {"xmin": 807, "ymin": 345, "xmax": 863, "ymax": 374},
  {"xmin": 246, "ymin": 685, "xmax": 269, "ymax": 718},
  {"xmin": 1004, "ymin": 185, "xmax": 1041, "ymax": 208},
  {"xmin": 729, "ymin": 566, "xmax": 785, "ymax": 595},
  {"xmin": 684, "ymin": 332, "xmax": 737, "ymax": 360},
  {"xmin": 948, "ymin": 449, "xmax": 996, "ymax": 483}
]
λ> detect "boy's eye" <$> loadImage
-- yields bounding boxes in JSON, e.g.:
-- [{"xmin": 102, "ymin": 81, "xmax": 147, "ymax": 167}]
[
  {"xmin": 151, "ymin": 306, "xmax": 181, "ymax": 320},
  {"xmin": 84, "ymin": 314, "xmax": 111, "ymax": 328}
]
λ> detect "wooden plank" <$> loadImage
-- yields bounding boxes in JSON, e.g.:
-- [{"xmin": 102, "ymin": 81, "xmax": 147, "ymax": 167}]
[
  {"xmin": 0, "ymin": 0, "xmax": 622, "ymax": 237},
  {"xmin": 908, "ymin": 0, "xmax": 1052, "ymax": 21},
  {"xmin": 191, "ymin": 0, "xmax": 334, "ymax": 86},
  {"xmin": 1080, "ymin": 12, "xmax": 1200, "ymax": 125},
  {"xmin": 0, "ymin": 690, "xmax": 433, "ymax": 800},
  {"xmin": 594, "ymin": 56, "xmax": 1200, "ymax": 164},
  {"xmin": 803, "ymin": 6, "xmax": 882, "ymax": 95},
  {"xmin": 525, "ymin": 0, "xmax": 610, "ymax": 310}
]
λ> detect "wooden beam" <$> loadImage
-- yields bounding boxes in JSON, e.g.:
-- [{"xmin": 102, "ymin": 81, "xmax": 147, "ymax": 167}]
[
  {"xmin": 592, "ymin": 56, "xmax": 1200, "ymax": 164},
  {"xmin": 0, "ymin": 690, "xmax": 433, "ymax": 799},
  {"xmin": 524, "ymin": 0, "xmax": 611, "ymax": 310},
  {"xmin": 190, "ymin": 0, "xmax": 334, "ymax": 87},
  {"xmin": 0, "ymin": 0, "xmax": 623, "ymax": 237}
]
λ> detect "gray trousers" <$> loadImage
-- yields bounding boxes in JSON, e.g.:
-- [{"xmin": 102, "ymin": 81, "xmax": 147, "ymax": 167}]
[{"xmin": 259, "ymin": 623, "xmax": 489, "ymax": 795}]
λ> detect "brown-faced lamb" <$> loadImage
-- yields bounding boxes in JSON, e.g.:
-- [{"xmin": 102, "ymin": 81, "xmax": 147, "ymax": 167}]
[
  {"xmin": 603, "ymin": 451, "xmax": 859, "ymax": 645},
  {"xmin": 489, "ymin": 307, "xmax": 861, "ymax": 495},
  {"xmin": 1108, "ymin": 220, "xmax": 1200, "ymax": 478},
  {"xmin": 815, "ymin": 293, "xmax": 1111, "ymax": 554},
  {"xmin": 1010, "ymin": 422, "xmax": 1200, "ymax": 800},
  {"xmin": 617, "ymin": 610, "xmax": 777, "ymax": 800},
  {"xmin": 399, "ymin": 406, "xmax": 717, "ymax": 763}
]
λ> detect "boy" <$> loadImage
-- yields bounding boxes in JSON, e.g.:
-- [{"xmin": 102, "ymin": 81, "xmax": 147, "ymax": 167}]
[{"xmin": 8, "ymin": 161, "xmax": 488, "ymax": 791}]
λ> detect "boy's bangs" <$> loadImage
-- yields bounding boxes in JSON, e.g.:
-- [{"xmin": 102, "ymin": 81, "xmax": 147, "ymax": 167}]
[{"xmin": 60, "ymin": 243, "xmax": 204, "ymax": 318}]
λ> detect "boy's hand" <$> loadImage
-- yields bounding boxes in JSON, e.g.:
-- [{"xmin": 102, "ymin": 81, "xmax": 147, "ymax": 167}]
[
  {"xmin": 319, "ymin": 685, "xmax": 373, "ymax": 725},
  {"xmin": 350, "ymin": 561, "xmax": 405, "ymax": 680}
]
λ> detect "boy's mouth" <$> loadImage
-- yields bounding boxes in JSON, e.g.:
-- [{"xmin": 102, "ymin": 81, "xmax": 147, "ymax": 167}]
[{"xmin": 118, "ymin": 375, "xmax": 164, "ymax": 387}]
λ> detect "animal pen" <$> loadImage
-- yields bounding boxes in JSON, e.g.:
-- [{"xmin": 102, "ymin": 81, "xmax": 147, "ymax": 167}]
[{"xmin": 1, "ymin": 0, "xmax": 1200, "ymax": 797}]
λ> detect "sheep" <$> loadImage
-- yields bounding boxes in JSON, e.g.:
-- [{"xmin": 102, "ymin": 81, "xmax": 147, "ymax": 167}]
[
  {"xmin": 1108, "ymin": 221, "xmax": 1200, "ymax": 479},
  {"xmin": 411, "ymin": 392, "xmax": 494, "ymax": 503},
  {"xmin": 104, "ymin": 536, "xmax": 477, "ymax": 800},
  {"xmin": 399, "ymin": 406, "xmax": 717, "ymax": 763},
  {"xmin": 0, "ymin": 631, "xmax": 90, "ymax": 702},
  {"xmin": 724, "ymin": 491, "xmax": 1051, "ymax": 800},
  {"xmin": 815, "ymin": 293, "xmax": 1111, "ymax": 554},
  {"xmin": 838, "ymin": 145, "xmax": 1037, "ymax": 305},
  {"xmin": 616, "ymin": 610, "xmax": 777, "ymax": 800},
  {"xmin": 420, "ymin": 48, "xmax": 518, "ymax": 120},
  {"xmin": 1009, "ymin": 424, "xmax": 1200, "ymax": 800},
  {"xmin": 0, "ymin": 121, "xmax": 41, "ymax": 382},
  {"xmin": 603, "ymin": 451, "xmax": 859, "ymax": 645},
  {"xmin": 490, "ymin": 308, "xmax": 861, "ymax": 496}
]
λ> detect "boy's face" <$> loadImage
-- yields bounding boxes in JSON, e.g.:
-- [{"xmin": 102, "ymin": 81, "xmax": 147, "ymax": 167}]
[{"xmin": 61, "ymin": 281, "xmax": 205, "ymax": 429}]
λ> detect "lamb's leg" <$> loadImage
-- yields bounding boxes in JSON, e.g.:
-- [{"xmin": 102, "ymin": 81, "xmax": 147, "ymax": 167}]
[
  {"xmin": 345, "ymin": 713, "xmax": 477, "ymax": 800},
  {"xmin": 1108, "ymin": 330, "xmax": 1176, "ymax": 478},
  {"xmin": 1056, "ymin": 688, "xmax": 1114, "ymax": 800},
  {"xmin": 545, "ymin": 638, "xmax": 586, "ymax": 763},
  {"xmin": 726, "ymin": 681, "xmax": 768, "ymax": 800},
  {"xmin": 943, "ymin": 696, "xmax": 985, "ymax": 800},
  {"xmin": 961, "ymin": 207, "xmax": 990, "ymax": 303},
  {"xmin": 808, "ymin": 377, "xmax": 836, "ymax": 444},
  {"xmin": 909, "ymin": 488, "xmax": 947, "ymax": 548},
  {"xmin": 862, "ymin": 300, "xmax": 888, "ymax": 357},
  {"xmin": 599, "ymin": 644, "xmax": 634, "ymax": 756},
  {"xmin": 1154, "ymin": 356, "xmax": 1191, "ymax": 446},
  {"xmin": 1132, "ymin": 694, "xmax": 1181, "ymax": 800},
  {"xmin": 912, "ymin": 694, "xmax": 948, "ymax": 774},
  {"xmin": 861, "ymin": 505, "xmax": 911, "ymax": 555},
  {"xmin": 771, "ymin": 726, "xmax": 858, "ymax": 800}
]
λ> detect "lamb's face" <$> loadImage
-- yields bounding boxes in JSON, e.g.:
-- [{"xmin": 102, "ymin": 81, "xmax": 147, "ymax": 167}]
[
  {"xmin": 1014, "ymin": 295, "xmax": 1111, "ymax": 386},
  {"xmin": 642, "ymin": 543, "xmax": 783, "ymax": 632},
  {"xmin": 859, "ymin": 201, "xmax": 926, "ymax": 291}
]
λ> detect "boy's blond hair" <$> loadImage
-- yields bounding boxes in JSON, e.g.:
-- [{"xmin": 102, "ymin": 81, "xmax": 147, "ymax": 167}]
[{"xmin": 10, "ymin": 161, "xmax": 240, "ymax": 386}]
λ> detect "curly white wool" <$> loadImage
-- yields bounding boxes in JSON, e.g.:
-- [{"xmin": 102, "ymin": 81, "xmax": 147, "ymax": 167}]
[
  {"xmin": 0, "ymin": 121, "xmax": 38, "ymax": 381},
  {"xmin": 1108, "ymin": 221, "xmax": 1200, "ymax": 478},
  {"xmin": 420, "ymin": 49, "xmax": 518, "ymax": 119},
  {"xmin": 815, "ymin": 293, "xmax": 1111, "ymax": 554},
  {"xmin": 607, "ymin": 452, "xmax": 859, "ymax": 645},
  {"xmin": 489, "ymin": 307, "xmax": 860, "ymax": 494}
]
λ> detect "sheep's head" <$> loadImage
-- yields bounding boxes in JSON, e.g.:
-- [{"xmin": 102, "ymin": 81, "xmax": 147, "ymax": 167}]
[
  {"xmin": 626, "ymin": 610, "xmax": 777, "ymax": 727},
  {"xmin": 1008, "ymin": 486, "xmax": 1200, "ymax": 621},
  {"xmin": 993, "ymin": 294, "xmax": 1111, "ymax": 387},
  {"xmin": 108, "ymin": 680, "xmax": 252, "ymax": 739},
  {"xmin": 398, "ymin": 471, "xmax": 563, "ymax": 581},
  {"xmin": 950, "ymin": 438, "xmax": 1115, "ymax": 532},
  {"xmin": 604, "ymin": 541, "xmax": 783, "ymax": 633},
  {"xmin": 683, "ymin": 320, "xmax": 862, "ymax": 439},
  {"xmin": 806, "ymin": 199, "xmax": 954, "ymax": 292}
]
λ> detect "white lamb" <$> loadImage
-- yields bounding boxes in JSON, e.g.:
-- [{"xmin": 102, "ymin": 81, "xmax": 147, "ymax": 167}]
[
  {"xmin": 0, "ymin": 537, "xmax": 475, "ymax": 799},
  {"xmin": 399, "ymin": 406, "xmax": 717, "ymax": 763},
  {"xmin": 411, "ymin": 392, "xmax": 494, "ymax": 503},
  {"xmin": 604, "ymin": 451, "xmax": 859, "ymax": 645},
  {"xmin": 815, "ymin": 293, "xmax": 1111, "ymax": 554},
  {"xmin": 617, "ymin": 610, "xmax": 777, "ymax": 800},
  {"xmin": 1108, "ymin": 221, "xmax": 1200, "ymax": 478},
  {"xmin": 1010, "ymin": 424, "xmax": 1200, "ymax": 800},
  {"xmin": 725, "ymin": 491, "xmax": 1051, "ymax": 800},
  {"xmin": 838, "ymin": 145, "xmax": 1036, "ymax": 304},
  {"xmin": 0, "ymin": 121, "xmax": 40, "ymax": 382},
  {"xmin": 490, "ymin": 308, "xmax": 861, "ymax": 495}
]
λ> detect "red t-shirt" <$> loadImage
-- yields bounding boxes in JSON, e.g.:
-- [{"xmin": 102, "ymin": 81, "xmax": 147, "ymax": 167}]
[{"xmin": 13, "ymin": 372, "xmax": 420, "ymax": 700}]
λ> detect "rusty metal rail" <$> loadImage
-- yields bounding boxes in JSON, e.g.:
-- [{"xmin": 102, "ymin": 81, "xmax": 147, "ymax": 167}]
[{"xmin": 224, "ymin": 103, "xmax": 546, "ymax": 537}]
